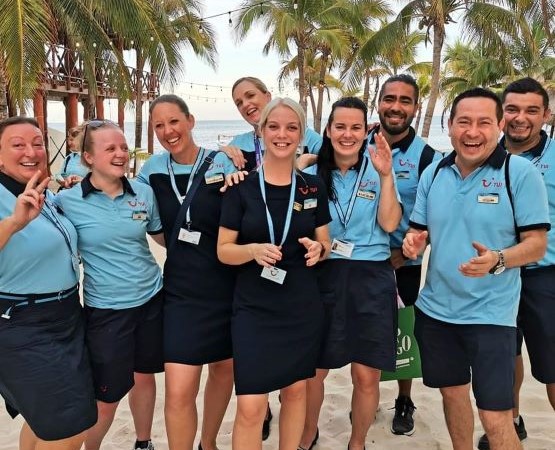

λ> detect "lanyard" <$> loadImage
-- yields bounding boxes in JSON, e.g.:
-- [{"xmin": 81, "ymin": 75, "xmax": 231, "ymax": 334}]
[
  {"xmin": 253, "ymin": 133, "xmax": 263, "ymax": 168},
  {"xmin": 167, "ymin": 147, "xmax": 205, "ymax": 227},
  {"xmin": 40, "ymin": 199, "xmax": 80, "ymax": 275},
  {"xmin": 332, "ymin": 157, "xmax": 368, "ymax": 230},
  {"xmin": 258, "ymin": 166, "xmax": 297, "ymax": 246}
]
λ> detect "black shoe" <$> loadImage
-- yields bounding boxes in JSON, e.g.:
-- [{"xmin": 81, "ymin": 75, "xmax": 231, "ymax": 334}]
[
  {"xmin": 477, "ymin": 415, "xmax": 527, "ymax": 450},
  {"xmin": 298, "ymin": 427, "xmax": 319, "ymax": 450},
  {"xmin": 390, "ymin": 396, "xmax": 416, "ymax": 436},
  {"xmin": 262, "ymin": 403, "xmax": 272, "ymax": 441}
]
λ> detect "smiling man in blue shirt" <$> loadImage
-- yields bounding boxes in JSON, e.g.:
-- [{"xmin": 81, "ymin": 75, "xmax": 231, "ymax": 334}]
[{"xmin": 403, "ymin": 87, "xmax": 549, "ymax": 450}]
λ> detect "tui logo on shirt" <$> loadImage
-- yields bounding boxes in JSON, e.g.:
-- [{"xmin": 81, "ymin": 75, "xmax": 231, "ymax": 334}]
[
  {"xmin": 398, "ymin": 158, "xmax": 416, "ymax": 169},
  {"xmin": 481, "ymin": 177, "xmax": 503, "ymax": 188},
  {"xmin": 128, "ymin": 199, "xmax": 147, "ymax": 208}
]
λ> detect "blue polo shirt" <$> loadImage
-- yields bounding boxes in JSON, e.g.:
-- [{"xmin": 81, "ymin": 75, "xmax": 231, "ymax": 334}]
[
  {"xmin": 410, "ymin": 146, "xmax": 550, "ymax": 326},
  {"xmin": 305, "ymin": 154, "xmax": 401, "ymax": 261},
  {"xmin": 57, "ymin": 152, "xmax": 89, "ymax": 179},
  {"xmin": 54, "ymin": 174, "xmax": 163, "ymax": 310},
  {"xmin": 230, "ymin": 128, "xmax": 322, "ymax": 171},
  {"xmin": 501, "ymin": 131, "xmax": 555, "ymax": 268},
  {"xmin": 0, "ymin": 173, "xmax": 79, "ymax": 294},
  {"xmin": 370, "ymin": 127, "xmax": 442, "ymax": 265}
]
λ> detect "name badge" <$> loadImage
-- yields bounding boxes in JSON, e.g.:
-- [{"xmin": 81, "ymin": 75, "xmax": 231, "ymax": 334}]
[
  {"xmin": 132, "ymin": 211, "xmax": 148, "ymax": 220},
  {"xmin": 205, "ymin": 173, "xmax": 224, "ymax": 184},
  {"xmin": 331, "ymin": 238, "xmax": 355, "ymax": 258},
  {"xmin": 304, "ymin": 198, "xmax": 317, "ymax": 209},
  {"xmin": 477, "ymin": 193, "xmax": 499, "ymax": 204},
  {"xmin": 293, "ymin": 201, "xmax": 303, "ymax": 212},
  {"xmin": 396, "ymin": 171, "xmax": 410, "ymax": 180},
  {"xmin": 356, "ymin": 190, "xmax": 376, "ymax": 200},
  {"xmin": 261, "ymin": 266, "xmax": 287, "ymax": 284},
  {"xmin": 178, "ymin": 228, "xmax": 201, "ymax": 245}
]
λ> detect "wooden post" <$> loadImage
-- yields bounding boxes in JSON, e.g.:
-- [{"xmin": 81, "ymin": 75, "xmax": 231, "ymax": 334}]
[
  {"xmin": 33, "ymin": 90, "xmax": 45, "ymax": 132},
  {"xmin": 96, "ymin": 96, "xmax": 104, "ymax": 119},
  {"xmin": 118, "ymin": 98, "xmax": 125, "ymax": 130},
  {"xmin": 147, "ymin": 107, "xmax": 153, "ymax": 154},
  {"xmin": 66, "ymin": 94, "xmax": 78, "ymax": 129}
]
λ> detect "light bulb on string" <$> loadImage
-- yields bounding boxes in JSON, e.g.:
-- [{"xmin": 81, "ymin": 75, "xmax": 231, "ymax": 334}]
[
  {"xmin": 293, "ymin": 0, "xmax": 298, "ymax": 10},
  {"xmin": 130, "ymin": 40, "xmax": 134, "ymax": 46},
  {"xmin": 150, "ymin": 36, "xmax": 154, "ymax": 42},
  {"xmin": 228, "ymin": 11, "xmax": 232, "ymax": 26},
  {"xmin": 92, "ymin": 42, "xmax": 97, "ymax": 48}
]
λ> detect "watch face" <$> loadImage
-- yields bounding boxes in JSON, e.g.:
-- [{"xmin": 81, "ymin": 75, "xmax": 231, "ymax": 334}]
[{"xmin": 493, "ymin": 265, "xmax": 506, "ymax": 275}]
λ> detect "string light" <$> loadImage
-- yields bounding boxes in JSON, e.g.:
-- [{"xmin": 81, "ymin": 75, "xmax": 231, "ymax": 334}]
[
  {"xmin": 228, "ymin": 11, "xmax": 232, "ymax": 27},
  {"xmin": 293, "ymin": 0, "xmax": 298, "ymax": 10}
]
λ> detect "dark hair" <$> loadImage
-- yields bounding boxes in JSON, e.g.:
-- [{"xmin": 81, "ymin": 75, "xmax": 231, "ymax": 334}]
[
  {"xmin": 0, "ymin": 116, "xmax": 41, "ymax": 142},
  {"xmin": 449, "ymin": 87, "xmax": 503, "ymax": 122},
  {"xmin": 379, "ymin": 74, "xmax": 419, "ymax": 104},
  {"xmin": 317, "ymin": 97, "xmax": 368, "ymax": 200},
  {"xmin": 149, "ymin": 94, "xmax": 190, "ymax": 116},
  {"xmin": 502, "ymin": 77, "xmax": 549, "ymax": 109}
]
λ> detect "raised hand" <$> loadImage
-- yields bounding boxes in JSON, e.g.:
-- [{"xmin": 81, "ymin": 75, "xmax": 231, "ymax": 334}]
[
  {"xmin": 298, "ymin": 237, "xmax": 323, "ymax": 267},
  {"xmin": 368, "ymin": 132, "xmax": 392, "ymax": 177},
  {"xmin": 12, "ymin": 171, "xmax": 50, "ymax": 231}
]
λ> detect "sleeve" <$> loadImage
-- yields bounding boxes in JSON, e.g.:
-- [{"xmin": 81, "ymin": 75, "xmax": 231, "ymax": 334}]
[
  {"xmin": 409, "ymin": 161, "xmax": 436, "ymax": 230},
  {"xmin": 217, "ymin": 151, "xmax": 239, "ymax": 175},
  {"xmin": 511, "ymin": 158, "xmax": 551, "ymax": 232},
  {"xmin": 304, "ymin": 128, "xmax": 322, "ymax": 154},
  {"xmin": 137, "ymin": 157, "xmax": 153, "ymax": 185},
  {"xmin": 145, "ymin": 186, "xmax": 163, "ymax": 234},
  {"xmin": 220, "ymin": 184, "xmax": 244, "ymax": 231},
  {"xmin": 314, "ymin": 176, "xmax": 332, "ymax": 227},
  {"xmin": 57, "ymin": 155, "xmax": 72, "ymax": 178}
]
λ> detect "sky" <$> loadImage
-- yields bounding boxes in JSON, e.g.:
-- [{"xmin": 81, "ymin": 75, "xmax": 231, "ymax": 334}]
[{"xmin": 46, "ymin": 1, "xmax": 460, "ymax": 123}]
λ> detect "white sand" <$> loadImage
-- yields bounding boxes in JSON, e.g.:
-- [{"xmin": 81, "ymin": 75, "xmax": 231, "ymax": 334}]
[{"xmin": 2, "ymin": 241, "xmax": 554, "ymax": 449}]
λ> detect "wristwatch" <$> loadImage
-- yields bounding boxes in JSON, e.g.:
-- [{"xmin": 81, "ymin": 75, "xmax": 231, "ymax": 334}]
[{"xmin": 489, "ymin": 250, "xmax": 506, "ymax": 275}]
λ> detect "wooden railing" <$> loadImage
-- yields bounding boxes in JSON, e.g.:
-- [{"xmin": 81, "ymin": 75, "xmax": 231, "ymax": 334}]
[{"xmin": 43, "ymin": 44, "xmax": 159, "ymax": 100}]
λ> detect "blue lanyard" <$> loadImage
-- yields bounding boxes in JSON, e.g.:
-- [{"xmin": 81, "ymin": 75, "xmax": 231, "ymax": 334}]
[
  {"xmin": 253, "ymin": 134, "xmax": 263, "ymax": 168},
  {"xmin": 332, "ymin": 157, "xmax": 368, "ymax": 230},
  {"xmin": 167, "ymin": 148, "xmax": 205, "ymax": 226},
  {"xmin": 258, "ymin": 166, "xmax": 297, "ymax": 246}
]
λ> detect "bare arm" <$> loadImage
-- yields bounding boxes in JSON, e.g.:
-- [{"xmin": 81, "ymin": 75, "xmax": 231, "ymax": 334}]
[
  {"xmin": 217, "ymin": 226, "xmax": 282, "ymax": 267},
  {"xmin": 459, "ymin": 229, "xmax": 547, "ymax": 277}
]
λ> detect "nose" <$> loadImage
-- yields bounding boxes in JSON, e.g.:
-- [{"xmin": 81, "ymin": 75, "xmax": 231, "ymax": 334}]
[
  {"xmin": 23, "ymin": 143, "xmax": 37, "ymax": 157},
  {"xmin": 465, "ymin": 123, "xmax": 480, "ymax": 137}
]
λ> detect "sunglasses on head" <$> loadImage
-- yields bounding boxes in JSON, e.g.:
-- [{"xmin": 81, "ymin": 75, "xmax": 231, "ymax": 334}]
[{"xmin": 81, "ymin": 119, "xmax": 119, "ymax": 152}]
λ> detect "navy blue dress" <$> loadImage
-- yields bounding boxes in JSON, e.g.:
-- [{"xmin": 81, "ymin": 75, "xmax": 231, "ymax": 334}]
[{"xmin": 220, "ymin": 171, "xmax": 331, "ymax": 394}]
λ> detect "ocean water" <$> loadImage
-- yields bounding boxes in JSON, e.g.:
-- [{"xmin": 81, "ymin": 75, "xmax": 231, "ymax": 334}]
[{"xmin": 49, "ymin": 117, "xmax": 453, "ymax": 155}]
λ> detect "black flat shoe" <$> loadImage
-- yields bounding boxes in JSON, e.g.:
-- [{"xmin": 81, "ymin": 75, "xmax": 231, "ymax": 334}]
[
  {"xmin": 262, "ymin": 403, "xmax": 272, "ymax": 441},
  {"xmin": 298, "ymin": 427, "xmax": 319, "ymax": 450}
]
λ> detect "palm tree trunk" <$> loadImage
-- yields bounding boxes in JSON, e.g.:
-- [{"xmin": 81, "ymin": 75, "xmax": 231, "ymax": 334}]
[
  {"xmin": 308, "ymin": 86, "xmax": 316, "ymax": 126},
  {"xmin": 421, "ymin": 24, "xmax": 444, "ymax": 138},
  {"xmin": 541, "ymin": 0, "xmax": 554, "ymax": 50},
  {"xmin": 362, "ymin": 69, "xmax": 370, "ymax": 107},
  {"xmin": 0, "ymin": 60, "xmax": 7, "ymax": 120},
  {"xmin": 369, "ymin": 77, "xmax": 380, "ymax": 118},
  {"xmin": 314, "ymin": 56, "xmax": 328, "ymax": 133},
  {"xmin": 414, "ymin": 103, "xmax": 423, "ymax": 133},
  {"xmin": 296, "ymin": 40, "xmax": 308, "ymax": 114},
  {"xmin": 135, "ymin": 49, "xmax": 145, "ymax": 149}
]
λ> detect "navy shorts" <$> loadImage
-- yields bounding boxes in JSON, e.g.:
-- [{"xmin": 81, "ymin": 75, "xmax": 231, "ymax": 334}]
[
  {"xmin": 517, "ymin": 267, "xmax": 555, "ymax": 383},
  {"xmin": 0, "ymin": 290, "xmax": 97, "ymax": 440},
  {"xmin": 317, "ymin": 259, "xmax": 397, "ymax": 371},
  {"xmin": 414, "ymin": 308, "xmax": 516, "ymax": 411},
  {"xmin": 395, "ymin": 264, "xmax": 422, "ymax": 307},
  {"xmin": 84, "ymin": 290, "xmax": 164, "ymax": 403}
]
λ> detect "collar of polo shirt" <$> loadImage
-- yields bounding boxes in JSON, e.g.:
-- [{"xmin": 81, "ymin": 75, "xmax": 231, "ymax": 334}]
[
  {"xmin": 0, "ymin": 171, "xmax": 26, "ymax": 196},
  {"xmin": 369, "ymin": 126, "xmax": 416, "ymax": 153},
  {"xmin": 438, "ymin": 144, "xmax": 507, "ymax": 172},
  {"xmin": 500, "ymin": 129, "xmax": 548, "ymax": 158},
  {"xmin": 80, "ymin": 172, "xmax": 136, "ymax": 198}
]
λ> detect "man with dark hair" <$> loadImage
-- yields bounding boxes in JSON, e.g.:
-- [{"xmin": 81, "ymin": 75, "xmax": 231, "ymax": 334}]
[
  {"xmin": 371, "ymin": 74, "xmax": 441, "ymax": 436},
  {"xmin": 477, "ymin": 77, "xmax": 555, "ymax": 450},
  {"xmin": 403, "ymin": 87, "xmax": 549, "ymax": 450}
]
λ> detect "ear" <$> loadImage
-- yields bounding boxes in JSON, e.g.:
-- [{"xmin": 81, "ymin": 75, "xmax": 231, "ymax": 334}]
[
  {"xmin": 544, "ymin": 108, "xmax": 552, "ymax": 123},
  {"xmin": 447, "ymin": 119, "xmax": 452, "ymax": 137},
  {"xmin": 83, "ymin": 151, "xmax": 94, "ymax": 166}
]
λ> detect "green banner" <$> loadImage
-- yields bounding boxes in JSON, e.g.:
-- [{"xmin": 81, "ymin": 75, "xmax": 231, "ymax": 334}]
[{"xmin": 381, "ymin": 306, "xmax": 422, "ymax": 381}]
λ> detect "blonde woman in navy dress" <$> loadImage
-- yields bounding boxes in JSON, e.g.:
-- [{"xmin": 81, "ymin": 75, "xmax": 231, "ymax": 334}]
[
  {"xmin": 0, "ymin": 117, "xmax": 96, "ymax": 450},
  {"xmin": 218, "ymin": 98, "xmax": 331, "ymax": 450},
  {"xmin": 55, "ymin": 120, "xmax": 164, "ymax": 450},
  {"xmin": 300, "ymin": 97, "xmax": 402, "ymax": 450},
  {"xmin": 137, "ymin": 95, "xmax": 238, "ymax": 450}
]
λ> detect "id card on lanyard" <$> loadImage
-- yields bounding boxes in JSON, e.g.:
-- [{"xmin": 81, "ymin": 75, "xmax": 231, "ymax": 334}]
[
  {"xmin": 331, "ymin": 158, "xmax": 368, "ymax": 258},
  {"xmin": 167, "ymin": 148, "xmax": 206, "ymax": 244},
  {"xmin": 258, "ymin": 166, "xmax": 297, "ymax": 284},
  {"xmin": 253, "ymin": 134, "xmax": 264, "ymax": 168}
]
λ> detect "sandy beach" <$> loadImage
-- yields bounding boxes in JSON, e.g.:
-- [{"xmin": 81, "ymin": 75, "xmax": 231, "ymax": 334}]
[{"xmin": 2, "ymin": 241, "xmax": 554, "ymax": 450}]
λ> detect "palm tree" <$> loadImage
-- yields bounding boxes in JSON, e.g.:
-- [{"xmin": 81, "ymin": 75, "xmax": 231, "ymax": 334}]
[
  {"xmin": 132, "ymin": 0, "xmax": 217, "ymax": 149},
  {"xmin": 235, "ymin": 0, "xmax": 388, "ymax": 114},
  {"xmin": 392, "ymin": 0, "xmax": 468, "ymax": 138}
]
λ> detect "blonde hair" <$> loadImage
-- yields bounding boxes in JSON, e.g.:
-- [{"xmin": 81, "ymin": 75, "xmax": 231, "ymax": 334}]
[
  {"xmin": 78, "ymin": 120, "xmax": 121, "ymax": 168},
  {"xmin": 259, "ymin": 97, "xmax": 306, "ymax": 142}
]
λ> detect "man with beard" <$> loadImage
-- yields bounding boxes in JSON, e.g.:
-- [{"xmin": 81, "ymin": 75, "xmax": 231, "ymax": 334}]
[
  {"xmin": 477, "ymin": 77, "xmax": 555, "ymax": 450},
  {"xmin": 368, "ymin": 74, "xmax": 442, "ymax": 436}
]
